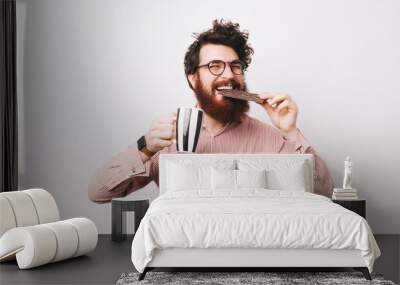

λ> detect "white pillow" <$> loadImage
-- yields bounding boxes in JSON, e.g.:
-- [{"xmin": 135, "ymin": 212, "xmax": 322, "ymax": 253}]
[
  {"xmin": 167, "ymin": 162, "xmax": 210, "ymax": 191},
  {"xmin": 266, "ymin": 161, "xmax": 307, "ymax": 191},
  {"xmin": 166, "ymin": 160, "xmax": 236, "ymax": 192},
  {"xmin": 211, "ymin": 168, "xmax": 236, "ymax": 190},
  {"xmin": 236, "ymin": 169, "xmax": 267, "ymax": 189},
  {"xmin": 211, "ymin": 168, "xmax": 268, "ymax": 190},
  {"xmin": 237, "ymin": 159, "xmax": 310, "ymax": 192}
]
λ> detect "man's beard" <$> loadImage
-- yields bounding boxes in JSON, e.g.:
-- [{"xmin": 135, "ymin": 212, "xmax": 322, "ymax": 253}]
[{"xmin": 193, "ymin": 78, "xmax": 250, "ymax": 125}]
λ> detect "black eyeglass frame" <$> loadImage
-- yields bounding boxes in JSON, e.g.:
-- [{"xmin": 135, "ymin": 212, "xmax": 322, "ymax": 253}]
[{"xmin": 194, "ymin": 59, "xmax": 247, "ymax": 76}]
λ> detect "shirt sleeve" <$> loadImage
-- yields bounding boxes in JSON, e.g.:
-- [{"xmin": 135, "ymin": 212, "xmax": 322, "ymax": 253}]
[
  {"xmin": 87, "ymin": 143, "xmax": 159, "ymax": 203},
  {"xmin": 280, "ymin": 128, "xmax": 334, "ymax": 198}
]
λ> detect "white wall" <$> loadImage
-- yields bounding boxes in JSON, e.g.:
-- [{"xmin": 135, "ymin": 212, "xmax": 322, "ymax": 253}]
[{"xmin": 16, "ymin": 0, "xmax": 400, "ymax": 234}]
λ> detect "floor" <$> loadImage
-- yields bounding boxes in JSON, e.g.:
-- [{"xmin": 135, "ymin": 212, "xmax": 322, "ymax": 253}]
[{"xmin": 0, "ymin": 234, "xmax": 399, "ymax": 285}]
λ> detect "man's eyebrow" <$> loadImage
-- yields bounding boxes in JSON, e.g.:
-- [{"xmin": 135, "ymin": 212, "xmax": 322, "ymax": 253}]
[{"xmin": 207, "ymin": 58, "xmax": 241, "ymax": 62}]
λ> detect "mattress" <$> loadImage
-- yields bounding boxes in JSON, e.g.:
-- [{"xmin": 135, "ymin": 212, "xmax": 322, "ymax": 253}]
[{"xmin": 131, "ymin": 190, "xmax": 381, "ymax": 273}]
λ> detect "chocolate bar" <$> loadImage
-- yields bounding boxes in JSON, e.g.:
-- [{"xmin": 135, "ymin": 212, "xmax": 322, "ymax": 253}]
[{"xmin": 217, "ymin": 89, "xmax": 265, "ymax": 104}]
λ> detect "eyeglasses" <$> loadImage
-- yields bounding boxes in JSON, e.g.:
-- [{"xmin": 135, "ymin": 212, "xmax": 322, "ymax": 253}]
[{"xmin": 195, "ymin": 59, "xmax": 246, "ymax": 76}]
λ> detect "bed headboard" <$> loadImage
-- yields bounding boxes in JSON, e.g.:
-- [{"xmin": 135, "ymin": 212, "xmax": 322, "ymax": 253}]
[{"xmin": 159, "ymin": 153, "xmax": 314, "ymax": 195}]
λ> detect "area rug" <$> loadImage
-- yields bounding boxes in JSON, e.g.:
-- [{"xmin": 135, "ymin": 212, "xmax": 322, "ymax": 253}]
[{"xmin": 116, "ymin": 271, "xmax": 397, "ymax": 285}]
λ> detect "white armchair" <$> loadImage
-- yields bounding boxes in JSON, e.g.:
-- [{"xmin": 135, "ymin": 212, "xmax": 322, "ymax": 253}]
[{"xmin": 0, "ymin": 188, "xmax": 97, "ymax": 269}]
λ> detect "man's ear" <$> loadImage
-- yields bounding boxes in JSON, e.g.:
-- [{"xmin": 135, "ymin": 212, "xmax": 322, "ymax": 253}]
[{"xmin": 187, "ymin": 73, "xmax": 197, "ymax": 90}]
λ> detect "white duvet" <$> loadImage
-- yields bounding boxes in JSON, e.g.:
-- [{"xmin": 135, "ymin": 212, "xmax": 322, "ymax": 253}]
[{"xmin": 131, "ymin": 190, "xmax": 381, "ymax": 273}]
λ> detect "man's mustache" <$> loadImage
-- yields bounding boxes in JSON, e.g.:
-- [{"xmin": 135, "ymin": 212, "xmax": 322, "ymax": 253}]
[{"xmin": 212, "ymin": 80, "xmax": 242, "ymax": 90}]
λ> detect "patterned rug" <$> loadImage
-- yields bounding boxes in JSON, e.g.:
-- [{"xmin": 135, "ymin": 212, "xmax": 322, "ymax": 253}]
[{"xmin": 116, "ymin": 271, "xmax": 397, "ymax": 285}]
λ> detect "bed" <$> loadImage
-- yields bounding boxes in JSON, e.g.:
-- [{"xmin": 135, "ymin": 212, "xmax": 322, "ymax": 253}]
[{"xmin": 130, "ymin": 153, "xmax": 381, "ymax": 281}]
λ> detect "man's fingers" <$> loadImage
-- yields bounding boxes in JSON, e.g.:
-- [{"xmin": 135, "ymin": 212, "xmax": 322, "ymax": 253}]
[
  {"xmin": 258, "ymin": 92, "xmax": 275, "ymax": 100},
  {"xmin": 155, "ymin": 130, "xmax": 174, "ymax": 140},
  {"xmin": 258, "ymin": 92, "xmax": 287, "ymax": 100},
  {"xmin": 275, "ymin": 100, "xmax": 291, "ymax": 113},
  {"xmin": 157, "ymin": 117, "xmax": 176, "ymax": 124},
  {"xmin": 157, "ymin": 113, "xmax": 177, "ymax": 124},
  {"xmin": 158, "ymin": 122, "xmax": 176, "ymax": 128},
  {"xmin": 154, "ymin": 124, "xmax": 174, "ymax": 137},
  {"xmin": 150, "ymin": 122, "xmax": 173, "ymax": 133},
  {"xmin": 156, "ymin": 138, "xmax": 174, "ymax": 148},
  {"xmin": 258, "ymin": 92, "xmax": 289, "ymax": 107},
  {"xmin": 269, "ymin": 94, "xmax": 289, "ymax": 106},
  {"xmin": 262, "ymin": 101, "xmax": 275, "ymax": 114}
]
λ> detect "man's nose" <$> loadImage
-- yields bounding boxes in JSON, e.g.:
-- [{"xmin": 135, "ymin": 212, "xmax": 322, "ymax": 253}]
[{"xmin": 220, "ymin": 64, "xmax": 235, "ymax": 79}]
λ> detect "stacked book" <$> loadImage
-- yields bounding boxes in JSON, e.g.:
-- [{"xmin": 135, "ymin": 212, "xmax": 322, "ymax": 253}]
[{"xmin": 332, "ymin": 188, "xmax": 358, "ymax": 200}]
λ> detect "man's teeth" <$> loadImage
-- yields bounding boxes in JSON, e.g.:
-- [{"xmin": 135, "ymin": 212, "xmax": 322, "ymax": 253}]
[{"xmin": 216, "ymin": 85, "xmax": 234, "ymax": 91}]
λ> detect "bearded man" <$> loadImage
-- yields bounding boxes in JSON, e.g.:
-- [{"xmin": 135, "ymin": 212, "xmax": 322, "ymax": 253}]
[{"xmin": 88, "ymin": 19, "xmax": 333, "ymax": 203}]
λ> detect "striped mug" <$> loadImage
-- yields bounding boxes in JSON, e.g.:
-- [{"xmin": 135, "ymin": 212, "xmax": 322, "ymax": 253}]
[{"xmin": 176, "ymin": 107, "xmax": 203, "ymax": 153}]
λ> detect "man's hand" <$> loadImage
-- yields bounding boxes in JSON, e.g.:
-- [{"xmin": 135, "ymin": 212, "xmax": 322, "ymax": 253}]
[
  {"xmin": 257, "ymin": 92, "xmax": 299, "ymax": 139},
  {"xmin": 145, "ymin": 112, "xmax": 177, "ymax": 153}
]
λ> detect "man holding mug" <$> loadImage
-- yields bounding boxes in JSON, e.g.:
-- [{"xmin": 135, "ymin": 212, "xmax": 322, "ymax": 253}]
[{"xmin": 88, "ymin": 19, "xmax": 333, "ymax": 203}]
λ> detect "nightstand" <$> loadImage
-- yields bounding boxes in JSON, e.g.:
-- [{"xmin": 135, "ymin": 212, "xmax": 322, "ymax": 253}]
[
  {"xmin": 332, "ymin": 199, "xmax": 366, "ymax": 219},
  {"xmin": 111, "ymin": 197, "xmax": 150, "ymax": 242}
]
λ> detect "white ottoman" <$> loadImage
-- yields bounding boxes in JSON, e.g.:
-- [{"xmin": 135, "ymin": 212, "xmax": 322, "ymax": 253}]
[{"xmin": 0, "ymin": 189, "xmax": 98, "ymax": 269}]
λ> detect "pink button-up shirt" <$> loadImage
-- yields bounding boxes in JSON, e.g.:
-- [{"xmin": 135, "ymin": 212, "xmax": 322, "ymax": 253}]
[{"xmin": 88, "ymin": 113, "xmax": 333, "ymax": 203}]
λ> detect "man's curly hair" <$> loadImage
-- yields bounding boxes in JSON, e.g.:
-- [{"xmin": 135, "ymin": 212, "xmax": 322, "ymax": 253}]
[{"xmin": 184, "ymin": 19, "xmax": 254, "ymax": 85}]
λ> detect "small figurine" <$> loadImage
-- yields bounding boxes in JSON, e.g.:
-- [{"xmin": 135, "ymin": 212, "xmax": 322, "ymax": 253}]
[{"xmin": 342, "ymin": 156, "xmax": 352, "ymax": 189}]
